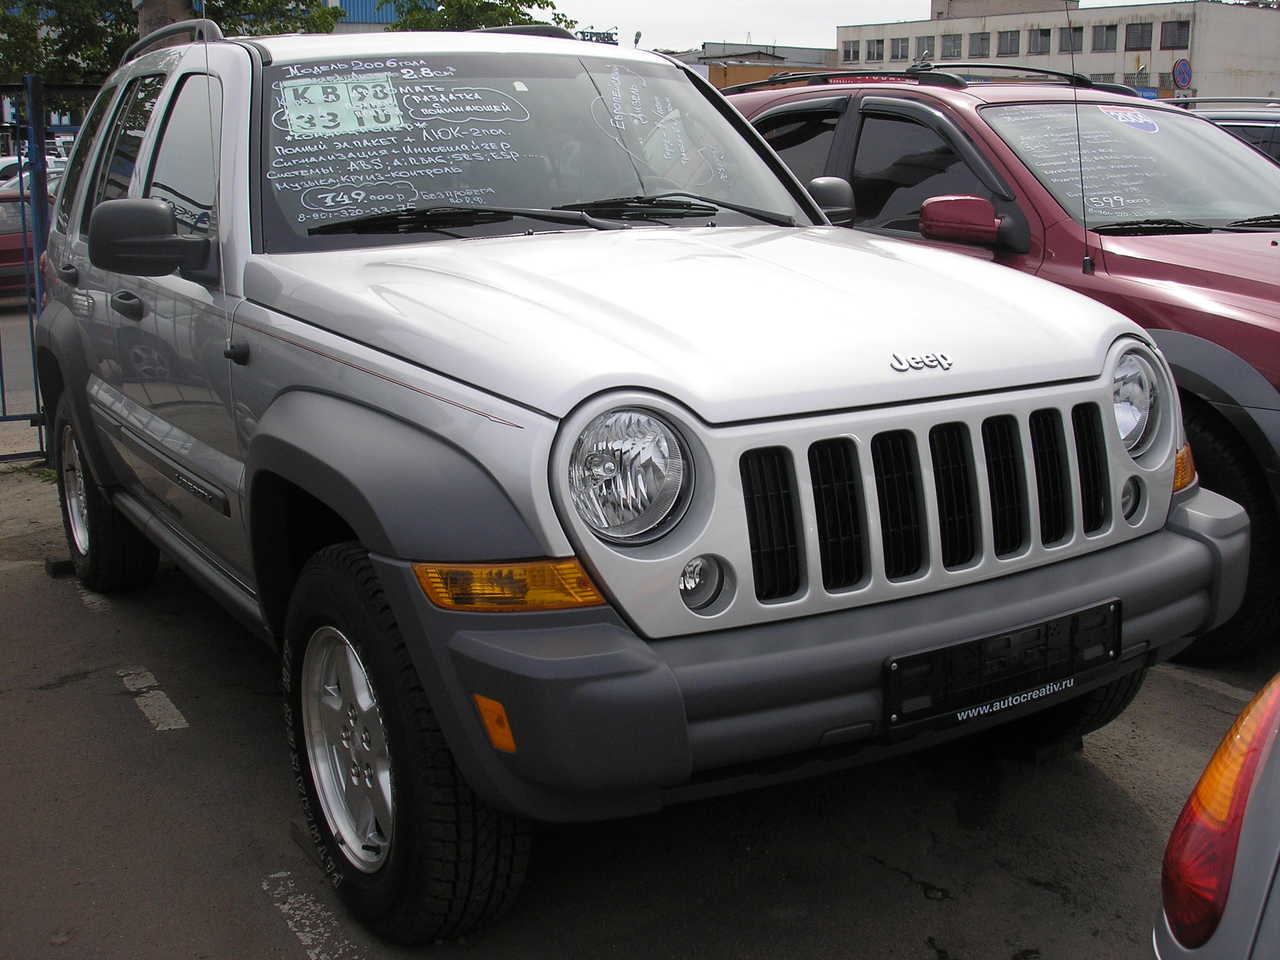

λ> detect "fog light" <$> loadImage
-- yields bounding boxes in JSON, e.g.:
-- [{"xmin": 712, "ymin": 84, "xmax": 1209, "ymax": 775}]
[
  {"xmin": 680, "ymin": 555, "xmax": 723, "ymax": 611},
  {"xmin": 1121, "ymin": 477, "xmax": 1143, "ymax": 522}
]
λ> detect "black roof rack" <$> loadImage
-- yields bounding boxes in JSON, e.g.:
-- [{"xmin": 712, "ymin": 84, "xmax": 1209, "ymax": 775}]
[
  {"xmin": 473, "ymin": 23, "xmax": 576, "ymax": 40},
  {"xmin": 118, "ymin": 19, "xmax": 224, "ymax": 68},
  {"xmin": 908, "ymin": 61, "xmax": 1138, "ymax": 96},
  {"xmin": 721, "ymin": 69, "xmax": 967, "ymax": 96}
]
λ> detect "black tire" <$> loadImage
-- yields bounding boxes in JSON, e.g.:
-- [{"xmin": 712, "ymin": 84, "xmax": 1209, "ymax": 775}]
[
  {"xmin": 283, "ymin": 543, "xmax": 529, "ymax": 944},
  {"xmin": 52, "ymin": 393, "xmax": 159, "ymax": 592},
  {"xmin": 1009, "ymin": 668, "xmax": 1147, "ymax": 745},
  {"xmin": 1176, "ymin": 402, "xmax": 1279, "ymax": 662}
]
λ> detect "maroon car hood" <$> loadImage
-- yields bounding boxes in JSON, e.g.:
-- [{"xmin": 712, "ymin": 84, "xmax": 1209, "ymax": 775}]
[{"xmin": 1100, "ymin": 232, "xmax": 1280, "ymax": 316}]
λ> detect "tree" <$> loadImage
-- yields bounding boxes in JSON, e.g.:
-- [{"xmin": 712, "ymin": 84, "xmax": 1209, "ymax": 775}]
[
  {"xmin": 378, "ymin": 0, "xmax": 577, "ymax": 34},
  {"xmin": 0, "ymin": 0, "xmax": 344, "ymax": 92}
]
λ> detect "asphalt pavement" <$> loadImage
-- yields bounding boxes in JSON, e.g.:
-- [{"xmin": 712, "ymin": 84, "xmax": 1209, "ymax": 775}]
[{"xmin": 1, "ymin": 456, "xmax": 1277, "ymax": 960}]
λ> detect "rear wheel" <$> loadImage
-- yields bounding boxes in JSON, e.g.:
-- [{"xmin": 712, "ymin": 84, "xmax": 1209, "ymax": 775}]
[
  {"xmin": 52, "ymin": 393, "xmax": 158, "ymax": 592},
  {"xmin": 1176, "ymin": 403, "xmax": 1279, "ymax": 662},
  {"xmin": 284, "ymin": 543, "xmax": 529, "ymax": 944}
]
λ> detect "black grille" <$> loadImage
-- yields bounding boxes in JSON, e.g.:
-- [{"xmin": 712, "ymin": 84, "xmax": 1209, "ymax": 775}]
[
  {"xmin": 929, "ymin": 423, "xmax": 979, "ymax": 568},
  {"xmin": 982, "ymin": 416, "xmax": 1027, "ymax": 557},
  {"xmin": 1030, "ymin": 409, "xmax": 1071, "ymax": 545},
  {"xmin": 871, "ymin": 431, "xmax": 926, "ymax": 580},
  {"xmin": 809, "ymin": 438, "xmax": 867, "ymax": 590},
  {"xmin": 1072, "ymin": 404, "xmax": 1110, "ymax": 534},
  {"xmin": 740, "ymin": 447, "xmax": 803, "ymax": 601}
]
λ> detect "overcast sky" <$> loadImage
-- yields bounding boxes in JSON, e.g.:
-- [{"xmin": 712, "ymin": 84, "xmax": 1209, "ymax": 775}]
[{"xmin": 571, "ymin": 0, "xmax": 1193, "ymax": 53}]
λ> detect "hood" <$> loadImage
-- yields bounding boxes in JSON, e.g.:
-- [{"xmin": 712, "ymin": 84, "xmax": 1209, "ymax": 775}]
[
  {"xmin": 1100, "ymin": 232, "xmax": 1280, "ymax": 317},
  {"xmin": 244, "ymin": 226, "xmax": 1140, "ymax": 423}
]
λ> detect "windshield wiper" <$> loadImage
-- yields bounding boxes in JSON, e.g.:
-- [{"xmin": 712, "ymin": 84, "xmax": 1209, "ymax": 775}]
[
  {"xmin": 309, "ymin": 203, "xmax": 625, "ymax": 236},
  {"xmin": 559, "ymin": 192, "xmax": 796, "ymax": 227},
  {"xmin": 1224, "ymin": 213, "xmax": 1280, "ymax": 228},
  {"xmin": 1091, "ymin": 218, "xmax": 1215, "ymax": 236},
  {"xmin": 555, "ymin": 195, "xmax": 720, "ymax": 221}
]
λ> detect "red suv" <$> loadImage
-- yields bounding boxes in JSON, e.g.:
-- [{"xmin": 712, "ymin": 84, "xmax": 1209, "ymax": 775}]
[{"xmin": 728, "ymin": 65, "xmax": 1279, "ymax": 659}]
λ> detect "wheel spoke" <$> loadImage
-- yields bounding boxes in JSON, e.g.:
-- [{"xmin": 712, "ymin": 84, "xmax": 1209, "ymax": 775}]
[
  {"xmin": 335, "ymin": 644, "xmax": 374, "ymax": 712},
  {"xmin": 368, "ymin": 760, "xmax": 394, "ymax": 839},
  {"xmin": 317, "ymin": 691, "xmax": 347, "ymax": 745}
]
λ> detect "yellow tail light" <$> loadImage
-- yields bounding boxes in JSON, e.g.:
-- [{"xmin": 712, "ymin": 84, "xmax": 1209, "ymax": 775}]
[
  {"xmin": 1173, "ymin": 444, "xmax": 1196, "ymax": 493},
  {"xmin": 414, "ymin": 558, "xmax": 605, "ymax": 612}
]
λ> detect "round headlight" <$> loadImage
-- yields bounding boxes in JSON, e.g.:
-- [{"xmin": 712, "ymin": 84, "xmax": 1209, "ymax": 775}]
[
  {"xmin": 568, "ymin": 409, "xmax": 691, "ymax": 543},
  {"xmin": 1112, "ymin": 351, "xmax": 1161, "ymax": 455}
]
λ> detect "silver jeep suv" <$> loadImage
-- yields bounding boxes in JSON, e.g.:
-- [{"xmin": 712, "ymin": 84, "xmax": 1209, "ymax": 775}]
[{"xmin": 37, "ymin": 21, "xmax": 1249, "ymax": 943}]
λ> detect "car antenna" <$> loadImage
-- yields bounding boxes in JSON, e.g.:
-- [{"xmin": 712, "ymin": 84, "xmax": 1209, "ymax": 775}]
[{"xmin": 1064, "ymin": 1, "xmax": 1094, "ymax": 275}]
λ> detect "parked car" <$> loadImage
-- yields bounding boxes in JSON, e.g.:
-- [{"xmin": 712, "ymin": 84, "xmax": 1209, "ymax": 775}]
[
  {"xmin": 0, "ymin": 155, "xmax": 66, "ymax": 181},
  {"xmin": 728, "ymin": 65, "xmax": 1280, "ymax": 659},
  {"xmin": 1160, "ymin": 98, "xmax": 1280, "ymax": 163},
  {"xmin": 0, "ymin": 170, "xmax": 61, "ymax": 297},
  {"xmin": 1156, "ymin": 671, "xmax": 1280, "ymax": 957},
  {"xmin": 39, "ymin": 24, "xmax": 1248, "ymax": 942}
]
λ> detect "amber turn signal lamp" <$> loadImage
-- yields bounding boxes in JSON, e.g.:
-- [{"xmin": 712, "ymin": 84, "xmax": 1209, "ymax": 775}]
[
  {"xmin": 472, "ymin": 694, "xmax": 517, "ymax": 753},
  {"xmin": 1161, "ymin": 672, "xmax": 1280, "ymax": 948},
  {"xmin": 414, "ymin": 558, "xmax": 604, "ymax": 612},
  {"xmin": 1173, "ymin": 444, "xmax": 1196, "ymax": 493}
]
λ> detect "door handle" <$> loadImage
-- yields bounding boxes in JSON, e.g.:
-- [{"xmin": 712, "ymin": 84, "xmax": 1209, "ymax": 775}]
[
  {"xmin": 57, "ymin": 263, "xmax": 78, "ymax": 285},
  {"xmin": 109, "ymin": 290, "xmax": 144, "ymax": 321}
]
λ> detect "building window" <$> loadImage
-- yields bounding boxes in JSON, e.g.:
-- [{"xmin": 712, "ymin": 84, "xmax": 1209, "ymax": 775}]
[
  {"xmin": 1028, "ymin": 28, "xmax": 1051, "ymax": 55},
  {"xmin": 1089, "ymin": 72, "xmax": 1116, "ymax": 83},
  {"xmin": 969, "ymin": 32, "xmax": 990, "ymax": 57},
  {"xmin": 1093, "ymin": 24, "xmax": 1117, "ymax": 51},
  {"xmin": 1125, "ymin": 22, "xmax": 1153, "ymax": 51},
  {"xmin": 915, "ymin": 36, "xmax": 935, "ymax": 60},
  {"xmin": 1059, "ymin": 26, "xmax": 1082, "ymax": 53},
  {"xmin": 1161, "ymin": 20, "xmax": 1190, "ymax": 50},
  {"xmin": 891, "ymin": 37, "xmax": 909, "ymax": 60},
  {"xmin": 866, "ymin": 38, "xmax": 884, "ymax": 62},
  {"xmin": 997, "ymin": 30, "xmax": 1019, "ymax": 56},
  {"xmin": 1124, "ymin": 71, "xmax": 1151, "ymax": 88},
  {"xmin": 941, "ymin": 34, "xmax": 962, "ymax": 59},
  {"xmin": 842, "ymin": 39, "xmax": 859, "ymax": 63}
]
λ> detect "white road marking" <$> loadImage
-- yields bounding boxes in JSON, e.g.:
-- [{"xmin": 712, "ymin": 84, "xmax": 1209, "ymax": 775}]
[
  {"xmin": 1158, "ymin": 665, "xmax": 1256, "ymax": 705},
  {"xmin": 116, "ymin": 666, "xmax": 189, "ymax": 731},
  {"xmin": 262, "ymin": 871, "xmax": 368, "ymax": 960}
]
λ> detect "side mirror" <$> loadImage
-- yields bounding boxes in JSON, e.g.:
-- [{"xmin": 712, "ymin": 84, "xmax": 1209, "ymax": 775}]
[
  {"xmin": 807, "ymin": 176, "xmax": 854, "ymax": 226},
  {"xmin": 88, "ymin": 198, "xmax": 210, "ymax": 277},
  {"xmin": 919, "ymin": 195, "xmax": 1001, "ymax": 247}
]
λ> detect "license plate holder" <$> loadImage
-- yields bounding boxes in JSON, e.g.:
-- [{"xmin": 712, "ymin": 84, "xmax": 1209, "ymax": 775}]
[{"xmin": 884, "ymin": 601, "xmax": 1121, "ymax": 734}]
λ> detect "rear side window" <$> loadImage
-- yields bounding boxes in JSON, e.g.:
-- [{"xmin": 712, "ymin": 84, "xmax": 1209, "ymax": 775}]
[
  {"xmin": 81, "ymin": 74, "xmax": 166, "ymax": 233},
  {"xmin": 851, "ymin": 114, "xmax": 990, "ymax": 233},
  {"xmin": 146, "ymin": 75, "xmax": 222, "ymax": 238},
  {"xmin": 55, "ymin": 86, "xmax": 115, "ymax": 234},
  {"xmin": 756, "ymin": 109, "xmax": 842, "ymax": 185}
]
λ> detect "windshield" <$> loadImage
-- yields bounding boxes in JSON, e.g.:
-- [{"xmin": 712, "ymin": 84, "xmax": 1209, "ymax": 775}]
[
  {"xmin": 260, "ymin": 53, "xmax": 810, "ymax": 250},
  {"xmin": 983, "ymin": 102, "xmax": 1280, "ymax": 229}
]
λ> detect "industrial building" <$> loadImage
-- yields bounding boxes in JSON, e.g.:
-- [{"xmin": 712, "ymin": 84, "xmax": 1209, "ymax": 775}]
[{"xmin": 835, "ymin": 0, "xmax": 1280, "ymax": 98}]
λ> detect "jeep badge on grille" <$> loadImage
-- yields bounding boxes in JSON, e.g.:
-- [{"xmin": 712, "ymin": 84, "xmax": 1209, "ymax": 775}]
[{"xmin": 890, "ymin": 352, "xmax": 953, "ymax": 372}]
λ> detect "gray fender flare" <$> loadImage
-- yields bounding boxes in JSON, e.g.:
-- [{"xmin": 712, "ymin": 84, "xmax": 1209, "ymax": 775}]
[
  {"xmin": 1150, "ymin": 329, "xmax": 1280, "ymax": 508},
  {"xmin": 244, "ymin": 389, "xmax": 544, "ymax": 563}
]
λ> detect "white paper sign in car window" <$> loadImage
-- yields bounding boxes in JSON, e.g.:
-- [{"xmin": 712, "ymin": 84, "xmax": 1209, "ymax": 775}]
[{"xmin": 281, "ymin": 73, "xmax": 406, "ymax": 137}]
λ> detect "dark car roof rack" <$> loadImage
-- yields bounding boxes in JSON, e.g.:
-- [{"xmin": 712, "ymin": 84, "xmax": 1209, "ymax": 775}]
[
  {"xmin": 118, "ymin": 19, "xmax": 225, "ymax": 68},
  {"xmin": 721, "ymin": 69, "xmax": 968, "ymax": 95},
  {"xmin": 473, "ymin": 23, "xmax": 576, "ymax": 39},
  {"xmin": 722, "ymin": 62, "xmax": 1139, "ymax": 97}
]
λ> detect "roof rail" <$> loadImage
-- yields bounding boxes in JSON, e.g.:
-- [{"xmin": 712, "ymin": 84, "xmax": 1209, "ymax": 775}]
[
  {"xmin": 1158, "ymin": 96, "xmax": 1280, "ymax": 109},
  {"xmin": 720, "ymin": 69, "xmax": 966, "ymax": 96},
  {"xmin": 473, "ymin": 23, "xmax": 576, "ymax": 40},
  {"xmin": 118, "ymin": 19, "xmax": 224, "ymax": 68},
  {"xmin": 911, "ymin": 62, "xmax": 1140, "ymax": 96}
]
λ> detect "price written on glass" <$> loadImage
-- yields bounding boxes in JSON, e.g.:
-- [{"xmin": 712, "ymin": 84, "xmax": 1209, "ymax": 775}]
[{"xmin": 282, "ymin": 73, "xmax": 407, "ymax": 137}]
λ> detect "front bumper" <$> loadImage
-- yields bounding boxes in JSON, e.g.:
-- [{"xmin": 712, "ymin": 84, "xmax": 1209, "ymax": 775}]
[{"xmin": 373, "ymin": 487, "xmax": 1248, "ymax": 823}]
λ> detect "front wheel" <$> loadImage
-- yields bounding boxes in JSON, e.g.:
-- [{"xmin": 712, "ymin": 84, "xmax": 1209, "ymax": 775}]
[{"xmin": 284, "ymin": 543, "xmax": 529, "ymax": 944}]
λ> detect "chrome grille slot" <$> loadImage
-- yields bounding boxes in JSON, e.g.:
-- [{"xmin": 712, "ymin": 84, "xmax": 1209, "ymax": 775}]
[
  {"xmin": 1030, "ymin": 409, "xmax": 1072, "ymax": 545},
  {"xmin": 808, "ymin": 438, "xmax": 867, "ymax": 590},
  {"xmin": 981, "ymin": 415, "xmax": 1028, "ymax": 557},
  {"xmin": 929, "ymin": 422, "xmax": 980, "ymax": 569},
  {"xmin": 871, "ymin": 430, "xmax": 927, "ymax": 581},
  {"xmin": 1072, "ymin": 403, "xmax": 1111, "ymax": 534},
  {"xmin": 739, "ymin": 447, "xmax": 803, "ymax": 601}
]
